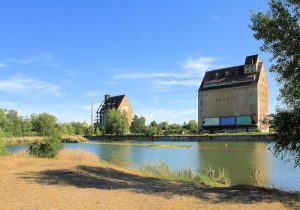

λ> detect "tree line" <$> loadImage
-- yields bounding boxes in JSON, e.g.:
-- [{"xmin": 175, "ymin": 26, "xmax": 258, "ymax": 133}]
[
  {"xmin": 103, "ymin": 109, "xmax": 198, "ymax": 136},
  {"xmin": 0, "ymin": 108, "xmax": 198, "ymax": 137},
  {"xmin": 0, "ymin": 109, "xmax": 94, "ymax": 137}
]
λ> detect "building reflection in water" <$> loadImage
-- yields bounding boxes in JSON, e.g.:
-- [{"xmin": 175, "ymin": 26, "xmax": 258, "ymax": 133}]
[{"xmin": 197, "ymin": 141, "xmax": 268, "ymax": 186}]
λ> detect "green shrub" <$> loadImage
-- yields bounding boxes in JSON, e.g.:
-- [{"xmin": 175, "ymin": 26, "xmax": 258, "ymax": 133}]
[{"xmin": 28, "ymin": 134, "xmax": 62, "ymax": 158}]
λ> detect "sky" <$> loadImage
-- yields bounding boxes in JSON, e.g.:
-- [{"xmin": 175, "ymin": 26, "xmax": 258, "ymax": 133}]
[{"xmin": 0, "ymin": 0, "xmax": 280, "ymax": 124}]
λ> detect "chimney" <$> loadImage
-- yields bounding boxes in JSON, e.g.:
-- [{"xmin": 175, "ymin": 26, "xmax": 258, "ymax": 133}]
[{"xmin": 104, "ymin": 94, "xmax": 110, "ymax": 101}]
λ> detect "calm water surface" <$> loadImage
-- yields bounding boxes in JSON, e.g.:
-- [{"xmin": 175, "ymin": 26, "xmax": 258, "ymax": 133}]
[{"xmin": 6, "ymin": 141, "xmax": 300, "ymax": 192}]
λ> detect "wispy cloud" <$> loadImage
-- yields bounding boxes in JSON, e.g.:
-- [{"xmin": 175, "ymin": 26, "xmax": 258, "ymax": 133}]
[
  {"xmin": 9, "ymin": 53, "xmax": 60, "ymax": 67},
  {"xmin": 115, "ymin": 56, "xmax": 226, "ymax": 90},
  {"xmin": 136, "ymin": 108, "xmax": 197, "ymax": 124},
  {"xmin": 0, "ymin": 63, "xmax": 9, "ymax": 68},
  {"xmin": 85, "ymin": 90, "xmax": 104, "ymax": 97},
  {"xmin": 0, "ymin": 74, "xmax": 64, "ymax": 97},
  {"xmin": 155, "ymin": 80, "xmax": 200, "ymax": 87},
  {"xmin": 105, "ymin": 81, "xmax": 118, "ymax": 85},
  {"xmin": 66, "ymin": 69, "xmax": 78, "ymax": 77},
  {"xmin": 208, "ymin": 14, "xmax": 222, "ymax": 22}
]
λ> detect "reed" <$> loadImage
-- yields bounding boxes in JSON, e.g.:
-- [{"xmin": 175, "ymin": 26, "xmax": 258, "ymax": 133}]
[
  {"xmin": 140, "ymin": 161, "xmax": 230, "ymax": 187},
  {"xmin": 3, "ymin": 135, "xmax": 88, "ymax": 145},
  {"xmin": 57, "ymin": 149, "xmax": 99, "ymax": 162}
]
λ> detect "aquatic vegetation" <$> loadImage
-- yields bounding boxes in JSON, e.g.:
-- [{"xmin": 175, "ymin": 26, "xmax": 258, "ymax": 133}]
[{"xmin": 140, "ymin": 161, "xmax": 230, "ymax": 187}]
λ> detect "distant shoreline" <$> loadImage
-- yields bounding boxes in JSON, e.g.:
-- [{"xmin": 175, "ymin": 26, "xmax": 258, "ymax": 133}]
[{"xmin": 87, "ymin": 133, "xmax": 274, "ymax": 142}]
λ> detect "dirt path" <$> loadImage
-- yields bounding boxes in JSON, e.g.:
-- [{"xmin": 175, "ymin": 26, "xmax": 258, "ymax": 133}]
[{"xmin": 0, "ymin": 156, "xmax": 299, "ymax": 210}]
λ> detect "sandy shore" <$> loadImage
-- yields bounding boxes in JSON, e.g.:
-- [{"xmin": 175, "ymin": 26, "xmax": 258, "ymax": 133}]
[{"xmin": 0, "ymin": 156, "xmax": 299, "ymax": 210}]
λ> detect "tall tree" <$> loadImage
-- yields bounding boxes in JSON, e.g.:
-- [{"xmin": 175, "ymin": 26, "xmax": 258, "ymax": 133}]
[
  {"xmin": 130, "ymin": 115, "xmax": 146, "ymax": 134},
  {"xmin": 31, "ymin": 113, "xmax": 58, "ymax": 136},
  {"xmin": 250, "ymin": 0, "xmax": 300, "ymax": 166},
  {"xmin": 105, "ymin": 109, "xmax": 129, "ymax": 135}
]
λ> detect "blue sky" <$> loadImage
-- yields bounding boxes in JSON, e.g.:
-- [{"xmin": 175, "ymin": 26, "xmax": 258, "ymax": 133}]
[{"xmin": 0, "ymin": 0, "xmax": 279, "ymax": 124}]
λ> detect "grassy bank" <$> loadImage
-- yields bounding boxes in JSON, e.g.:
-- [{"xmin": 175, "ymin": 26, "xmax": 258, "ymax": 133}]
[
  {"xmin": 10, "ymin": 149, "xmax": 225, "ymax": 187},
  {"xmin": 3, "ymin": 135, "xmax": 88, "ymax": 145},
  {"xmin": 1, "ymin": 151, "xmax": 299, "ymax": 210},
  {"xmin": 139, "ymin": 161, "xmax": 229, "ymax": 187},
  {"xmin": 86, "ymin": 141, "xmax": 191, "ymax": 149}
]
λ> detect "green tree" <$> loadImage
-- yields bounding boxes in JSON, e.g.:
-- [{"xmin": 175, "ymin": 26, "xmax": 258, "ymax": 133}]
[
  {"xmin": 84, "ymin": 125, "xmax": 94, "ymax": 136},
  {"xmin": 31, "ymin": 113, "xmax": 58, "ymax": 136},
  {"xmin": 0, "ymin": 109, "xmax": 9, "ymax": 136},
  {"xmin": 130, "ymin": 115, "xmax": 146, "ymax": 134},
  {"xmin": 20, "ymin": 117, "xmax": 33, "ymax": 136},
  {"xmin": 150, "ymin": 121, "xmax": 158, "ymax": 127},
  {"xmin": 144, "ymin": 126, "xmax": 158, "ymax": 136},
  {"xmin": 167, "ymin": 123, "xmax": 183, "ymax": 134},
  {"xmin": 95, "ymin": 127, "xmax": 102, "ymax": 136},
  {"xmin": 71, "ymin": 122, "xmax": 86, "ymax": 135},
  {"xmin": 6, "ymin": 110, "xmax": 22, "ymax": 136},
  {"xmin": 251, "ymin": 0, "xmax": 300, "ymax": 166},
  {"xmin": 159, "ymin": 121, "xmax": 169, "ymax": 130},
  {"xmin": 186, "ymin": 120, "xmax": 198, "ymax": 134},
  {"xmin": 105, "ymin": 109, "xmax": 129, "ymax": 135}
]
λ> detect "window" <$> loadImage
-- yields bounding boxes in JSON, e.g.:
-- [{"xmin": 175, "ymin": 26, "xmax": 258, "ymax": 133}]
[{"xmin": 123, "ymin": 105, "xmax": 129, "ymax": 112}]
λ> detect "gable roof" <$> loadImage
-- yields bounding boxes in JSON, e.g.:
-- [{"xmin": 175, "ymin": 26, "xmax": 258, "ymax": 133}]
[
  {"xmin": 103, "ymin": 95, "xmax": 125, "ymax": 110},
  {"xmin": 199, "ymin": 55, "xmax": 260, "ymax": 91}
]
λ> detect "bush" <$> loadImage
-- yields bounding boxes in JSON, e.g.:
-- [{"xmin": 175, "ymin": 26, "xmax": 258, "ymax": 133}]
[{"xmin": 28, "ymin": 134, "xmax": 62, "ymax": 158}]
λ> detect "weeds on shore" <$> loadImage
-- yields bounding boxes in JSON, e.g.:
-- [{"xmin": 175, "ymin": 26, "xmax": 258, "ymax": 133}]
[
  {"xmin": 61, "ymin": 136, "xmax": 88, "ymax": 143},
  {"xmin": 3, "ymin": 135, "xmax": 88, "ymax": 145},
  {"xmin": 57, "ymin": 149, "xmax": 99, "ymax": 162},
  {"xmin": 140, "ymin": 161, "xmax": 230, "ymax": 187}
]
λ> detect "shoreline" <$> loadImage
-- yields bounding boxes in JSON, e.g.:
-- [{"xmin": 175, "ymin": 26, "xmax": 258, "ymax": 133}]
[
  {"xmin": 86, "ymin": 134, "xmax": 274, "ymax": 142},
  {"xmin": 0, "ymin": 155, "xmax": 299, "ymax": 210}
]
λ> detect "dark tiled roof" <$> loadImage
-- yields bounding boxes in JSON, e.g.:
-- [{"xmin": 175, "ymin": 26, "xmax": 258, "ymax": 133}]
[
  {"xmin": 199, "ymin": 55, "xmax": 260, "ymax": 91},
  {"xmin": 103, "ymin": 95, "xmax": 125, "ymax": 109},
  {"xmin": 245, "ymin": 54, "xmax": 258, "ymax": 65}
]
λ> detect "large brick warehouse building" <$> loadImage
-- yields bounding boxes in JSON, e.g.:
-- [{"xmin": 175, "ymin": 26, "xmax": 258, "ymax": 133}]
[{"xmin": 198, "ymin": 55, "xmax": 269, "ymax": 132}]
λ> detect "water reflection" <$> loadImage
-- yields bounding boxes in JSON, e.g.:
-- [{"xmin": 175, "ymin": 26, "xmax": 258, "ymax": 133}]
[{"xmin": 197, "ymin": 142, "xmax": 268, "ymax": 185}]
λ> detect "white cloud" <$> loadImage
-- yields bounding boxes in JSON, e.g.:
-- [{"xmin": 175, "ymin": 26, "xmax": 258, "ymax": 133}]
[
  {"xmin": 85, "ymin": 90, "xmax": 105, "ymax": 97},
  {"xmin": 115, "ymin": 56, "xmax": 226, "ymax": 89},
  {"xmin": 136, "ymin": 108, "xmax": 197, "ymax": 124},
  {"xmin": 9, "ymin": 53, "xmax": 60, "ymax": 67},
  {"xmin": 115, "ymin": 72, "xmax": 170, "ymax": 80},
  {"xmin": 155, "ymin": 79, "xmax": 200, "ymax": 87},
  {"xmin": 105, "ymin": 81, "xmax": 118, "ymax": 85},
  {"xmin": 209, "ymin": 14, "xmax": 222, "ymax": 22},
  {"xmin": 66, "ymin": 69, "xmax": 78, "ymax": 77},
  {"xmin": 0, "ymin": 75, "xmax": 64, "ymax": 97},
  {"xmin": 0, "ymin": 63, "xmax": 8, "ymax": 68}
]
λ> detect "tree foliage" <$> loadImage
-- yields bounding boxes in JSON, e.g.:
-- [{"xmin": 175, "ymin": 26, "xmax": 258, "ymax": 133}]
[
  {"xmin": 130, "ymin": 115, "xmax": 146, "ymax": 134},
  {"xmin": 105, "ymin": 109, "xmax": 129, "ymax": 135},
  {"xmin": 31, "ymin": 113, "xmax": 58, "ymax": 136},
  {"xmin": 250, "ymin": 0, "xmax": 300, "ymax": 166},
  {"xmin": 28, "ymin": 133, "xmax": 63, "ymax": 158}
]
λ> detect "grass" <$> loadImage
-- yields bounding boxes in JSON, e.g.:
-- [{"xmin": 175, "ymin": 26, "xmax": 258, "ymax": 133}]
[
  {"xmin": 61, "ymin": 135, "xmax": 88, "ymax": 143},
  {"xmin": 56, "ymin": 149, "xmax": 99, "ymax": 162},
  {"xmin": 139, "ymin": 161, "xmax": 230, "ymax": 187},
  {"xmin": 3, "ymin": 135, "xmax": 88, "ymax": 145},
  {"xmin": 9, "ymin": 147, "xmax": 226, "ymax": 187},
  {"xmin": 0, "ymin": 140, "xmax": 8, "ymax": 156},
  {"xmin": 86, "ymin": 141, "xmax": 191, "ymax": 148}
]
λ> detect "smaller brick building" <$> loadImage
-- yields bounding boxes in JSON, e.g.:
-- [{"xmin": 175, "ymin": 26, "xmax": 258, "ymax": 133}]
[{"xmin": 96, "ymin": 95, "xmax": 133, "ymax": 129}]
